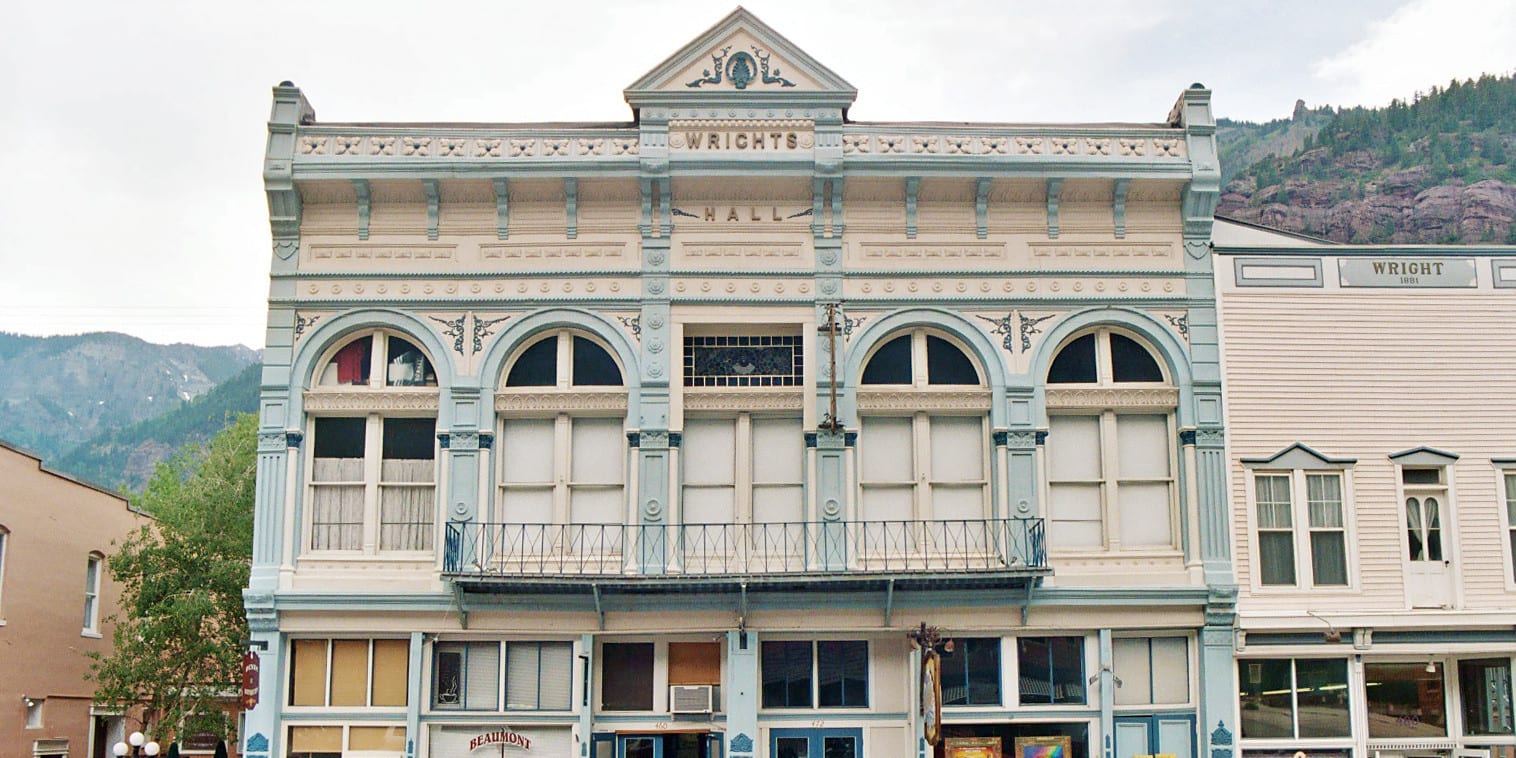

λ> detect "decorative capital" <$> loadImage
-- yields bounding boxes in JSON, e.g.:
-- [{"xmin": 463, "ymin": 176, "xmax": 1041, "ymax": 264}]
[
  {"xmin": 444, "ymin": 431, "xmax": 481, "ymax": 451},
  {"xmin": 1195, "ymin": 428, "xmax": 1225, "ymax": 447},
  {"xmin": 257, "ymin": 431, "xmax": 288, "ymax": 452},
  {"xmin": 479, "ymin": 431, "xmax": 494, "ymax": 450},
  {"xmin": 285, "ymin": 431, "xmax": 303, "ymax": 449}
]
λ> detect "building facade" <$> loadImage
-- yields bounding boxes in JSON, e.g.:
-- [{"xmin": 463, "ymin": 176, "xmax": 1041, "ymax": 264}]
[
  {"xmin": 0, "ymin": 440, "xmax": 147, "ymax": 758},
  {"xmin": 245, "ymin": 10, "xmax": 1236, "ymax": 758},
  {"xmin": 1215, "ymin": 220, "xmax": 1516, "ymax": 758}
]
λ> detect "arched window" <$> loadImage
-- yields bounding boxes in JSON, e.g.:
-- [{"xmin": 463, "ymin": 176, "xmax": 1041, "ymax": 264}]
[
  {"xmin": 857, "ymin": 329, "xmax": 991, "ymax": 534},
  {"xmin": 497, "ymin": 331, "xmax": 627, "ymax": 552},
  {"xmin": 306, "ymin": 330, "xmax": 440, "ymax": 555},
  {"xmin": 1044, "ymin": 328, "xmax": 1176, "ymax": 552}
]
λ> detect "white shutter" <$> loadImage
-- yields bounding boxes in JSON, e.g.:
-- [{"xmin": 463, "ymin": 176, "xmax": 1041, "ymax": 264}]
[
  {"xmin": 502, "ymin": 419, "xmax": 555, "ymax": 483},
  {"xmin": 1049, "ymin": 484, "xmax": 1103, "ymax": 548},
  {"xmin": 682, "ymin": 419, "xmax": 735, "ymax": 524},
  {"xmin": 752, "ymin": 417, "xmax": 804, "ymax": 524},
  {"xmin": 1150, "ymin": 637, "xmax": 1189, "ymax": 704},
  {"xmin": 860, "ymin": 417, "xmax": 913, "ymax": 483},
  {"xmin": 861, "ymin": 486, "xmax": 913, "ymax": 522},
  {"xmin": 1118, "ymin": 483, "xmax": 1172, "ymax": 546},
  {"xmin": 1048, "ymin": 415, "xmax": 1104, "ymax": 547},
  {"xmin": 1113, "ymin": 638, "xmax": 1152, "ymax": 705},
  {"xmin": 1116, "ymin": 415, "xmax": 1172, "ymax": 548},
  {"xmin": 1048, "ymin": 416, "xmax": 1101, "ymax": 480},
  {"xmin": 538, "ymin": 643, "xmax": 574, "ymax": 710},
  {"xmin": 506, "ymin": 643, "xmax": 540, "ymax": 709},
  {"xmin": 930, "ymin": 416, "xmax": 983, "ymax": 483},
  {"xmin": 466, "ymin": 642, "xmax": 500, "ymax": 710},
  {"xmin": 571, "ymin": 418, "xmax": 623, "ymax": 485},
  {"xmin": 1116, "ymin": 415, "xmax": 1169, "ymax": 478}
]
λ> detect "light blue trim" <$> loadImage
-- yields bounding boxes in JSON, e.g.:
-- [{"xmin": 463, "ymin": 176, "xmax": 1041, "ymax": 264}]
[
  {"xmin": 492, "ymin": 177, "xmax": 509, "ymax": 240},
  {"xmin": 354, "ymin": 179, "xmax": 371, "ymax": 241},
  {"xmin": 840, "ymin": 307, "xmax": 1010, "ymax": 429},
  {"xmin": 1112, "ymin": 179, "xmax": 1128, "ymax": 239},
  {"xmin": 423, "ymin": 179, "xmax": 440, "ymax": 241},
  {"xmin": 473, "ymin": 307, "xmax": 641, "ymax": 394},
  {"xmin": 406, "ymin": 631, "xmax": 423, "ymax": 753},
  {"xmin": 287, "ymin": 308, "xmax": 458, "ymax": 426},
  {"xmin": 975, "ymin": 177, "xmax": 990, "ymax": 239},
  {"xmin": 1046, "ymin": 178, "xmax": 1062, "ymax": 238},
  {"xmin": 905, "ymin": 177, "xmax": 919, "ymax": 239},
  {"xmin": 1025, "ymin": 307, "xmax": 1195, "ymax": 428}
]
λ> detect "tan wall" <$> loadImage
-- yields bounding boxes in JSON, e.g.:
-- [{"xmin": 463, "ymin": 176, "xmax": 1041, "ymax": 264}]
[
  {"xmin": 1219, "ymin": 288, "xmax": 1516, "ymax": 616},
  {"xmin": 0, "ymin": 444, "xmax": 146, "ymax": 758}
]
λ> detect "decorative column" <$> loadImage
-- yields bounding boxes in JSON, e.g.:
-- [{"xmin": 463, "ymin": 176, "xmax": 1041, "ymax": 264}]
[
  {"xmin": 406, "ymin": 631, "xmax": 424, "ymax": 758},
  {"xmin": 441, "ymin": 386, "xmax": 484, "ymax": 570},
  {"xmin": 635, "ymin": 169, "xmax": 673, "ymax": 573}
]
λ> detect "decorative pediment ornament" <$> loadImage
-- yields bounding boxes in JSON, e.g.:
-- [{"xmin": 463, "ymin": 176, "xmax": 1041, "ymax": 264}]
[{"xmin": 625, "ymin": 8, "xmax": 857, "ymax": 109}]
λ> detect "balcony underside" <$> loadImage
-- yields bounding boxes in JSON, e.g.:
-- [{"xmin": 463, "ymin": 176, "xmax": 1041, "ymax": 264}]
[{"xmin": 450, "ymin": 567, "xmax": 1049, "ymax": 596}]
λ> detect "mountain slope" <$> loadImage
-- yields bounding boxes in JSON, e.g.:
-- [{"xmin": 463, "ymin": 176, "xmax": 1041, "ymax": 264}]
[
  {"xmin": 1217, "ymin": 74, "xmax": 1516, "ymax": 243},
  {"xmin": 54, "ymin": 362, "xmax": 262, "ymax": 492},
  {"xmin": 0, "ymin": 332, "xmax": 258, "ymax": 461}
]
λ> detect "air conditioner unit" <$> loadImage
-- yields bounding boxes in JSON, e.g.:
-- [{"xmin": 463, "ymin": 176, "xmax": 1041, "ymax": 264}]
[{"xmin": 669, "ymin": 685, "xmax": 714, "ymax": 714}]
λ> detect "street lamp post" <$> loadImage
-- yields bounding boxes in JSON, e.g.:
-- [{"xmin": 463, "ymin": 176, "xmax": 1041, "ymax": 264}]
[{"xmin": 112, "ymin": 731, "xmax": 161, "ymax": 757}]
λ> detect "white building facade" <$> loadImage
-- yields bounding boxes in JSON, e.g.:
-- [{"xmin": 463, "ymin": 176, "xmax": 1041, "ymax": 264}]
[
  {"xmin": 1215, "ymin": 220, "xmax": 1516, "ymax": 758},
  {"xmin": 244, "ymin": 11, "xmax": 1235, "ymax": 758}
]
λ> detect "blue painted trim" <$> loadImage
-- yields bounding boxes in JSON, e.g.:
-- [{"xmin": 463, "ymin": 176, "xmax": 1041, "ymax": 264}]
[
  {"xmin": 992, "ymin": 430, "xmax": 1009, "ymax": 446},
  {"xmin": 1239, "ymin": 442, "xmax": 1355, "ymax": 466},
  {"xmin": 844, "ymin": 431, "xmax": 857, "ymax": 447},
  {"xmin": 905, "ymin": 177, "xmax": 920, "ymax": 239},
  {"xmin": 975, "ymin": 177, "xmax": 990, "ymax": 239},
  {"xmin": 1389, "ymin": 445, "xmax": 1460, "ymax": 462},
  {"xmin": 285, "ymin": 431, "xmax": 303, "ymax": 448},
  {"xmin": 804, "ymin": 432, "xmax": 818, "ymax": 448},
  {"xmin": 423, "ymin": 179, "xmax": 440, "ymax": 241},
  {"xmin": 492, "ymin": 177, "xmax": 509, "ymax": 239},
  {"xmin": 1045, "ymin": 178, "xmax": 1062, "ymax": 239},
  {"xmin": 669, "ymin": 432, "xmax": 682, "ymax": 448},
  {"xmin": 1178, "ymin": 430, "xmax": 1197, "ymax": 446},
  {"xmin": 627, "ymin": 431, "xmax": 640, "ymax": 448},
  {"xmin": 478, "ymin": 432, "xmax": 493, "ymax": 449},
  {"xmin": 1035, "ymin": 430, "xmax": 1048, "ymax": 445},
  {"xmin": 1024, "ymin": 306, "xmax": 1195, "ymax": 428},
  {"xmin": 353, "ymin": 179, "xmax": 371, "ymax": 241},
  {"xmin": 437, "ymin": 433, "xmax": 450, "ymax": 449},
  {"xmin": 1113, "ymin": 178, "xmax": 1129, "ymax": 239}
]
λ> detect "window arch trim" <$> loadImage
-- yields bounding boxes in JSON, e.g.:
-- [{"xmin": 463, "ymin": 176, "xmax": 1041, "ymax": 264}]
[
  {"xmin": 1028, "ymin": 308, "xmax": 1194, "ymax": 428},
  {"xmin": 477, "ymin": 309, "xmax": 641, "ymax": 404},
  {"xmin": 841, "ymin": 308, "xmax": 1009, "ymax": 429},
  {"xmin": 288, "ymin": 309, "xmax": 457, "ymax": 428}
]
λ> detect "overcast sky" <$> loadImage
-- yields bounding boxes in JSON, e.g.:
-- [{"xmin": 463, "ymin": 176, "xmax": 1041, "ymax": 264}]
[{"xmin": 1, "ymin": 0, "xmax": 1512, "ymax": 350}]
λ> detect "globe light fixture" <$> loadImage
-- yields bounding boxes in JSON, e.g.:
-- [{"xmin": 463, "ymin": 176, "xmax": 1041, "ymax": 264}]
[{"xmin": 112, "ymin": 731, "xmax": 161, "ymax": 757}]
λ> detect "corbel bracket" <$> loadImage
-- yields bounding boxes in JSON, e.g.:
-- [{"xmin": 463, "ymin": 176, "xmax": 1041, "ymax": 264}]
[
  {"xmin": 492, "ymin": 177, "xmax": 509, "ymax": 240},
  {"xmin": 905, "ymin": 176, "xmax": 920, "ymax": 239},
  {"xmin": 974, "ymin": 177, "xmax": 991, "ymax": 239},
  {"xmin": 1045, "ymin": 178, "xmax": 1063, "ymax": 239},
  {"xmin": 830, "ymin": 176, "xmax": 844, "ymax": 236},
  {"xmin": 564, "ymin": 177, "xmax": 578, "ymax": 240},
  {"xmin": 638, "ymin": 177, "xmax": 654, "ymax": 238},
  {"xmin": 658, "ymin": 179, "xmax": 672, "ymax": 237},
  {"xmin": 883, "ymin": 577, "xmax": 896, "ymax": 627},
  {"xmin": 593, "ymin": 583, "xmax": 605, "ymax": 631},
  {"xmin": 423, "ymin": 178, "xmax": 440, "ymax": 241},
  {"xmin": 1113, "ymin": 178, "xmax": 1129, "ymax": 239},
  {"xmin": 353, "ymin": 179, "xmax": 371, "ymax": 241},
  {"xmin": 450, "ymin": 582, "xmax": 469, "ymax": 630},
  {"xmin": 811, "ymin": 177, "xmax": 826, "ymax": 238}
]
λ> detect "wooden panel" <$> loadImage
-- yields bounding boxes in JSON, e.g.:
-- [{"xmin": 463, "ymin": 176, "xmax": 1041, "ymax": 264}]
[{"xmin": 668, "ymin": 642, "xmax": 721, "ymax": 685}]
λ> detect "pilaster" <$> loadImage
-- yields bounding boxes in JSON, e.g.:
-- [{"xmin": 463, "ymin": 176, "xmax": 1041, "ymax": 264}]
[
  {"xmin": 1098, "ymin": 629, "xmax": 1114, "ymax": 758},
  {"xmin": 241, "ymin": 591, "xmax": 281, "ymax": 758},
  {"xmin": 251, "ymin": 429, "xmax": 289, "ymax": 591},
  {"xmin": 443, "ymin": 387, "xmax": 485, "ymax": 524},
  {"xmin": 725, "ymin": 630, "xmax": 758, "ymax": 758},
  {"xmin": 406, "ymin": 631, "xmax": 424, "ymax": 758},
  {"xmin": 809, "ymin": 429, "xmax": 849, "ymax": 570},
  {"xmin": 636, "ymin": 225, "xmax": 673, "ymax": 573}
]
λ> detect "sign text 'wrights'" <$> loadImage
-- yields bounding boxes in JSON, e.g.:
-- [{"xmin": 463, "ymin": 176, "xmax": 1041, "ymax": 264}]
[{"xmin": 682, "ymin": 131, "xmax": 802, "ymax": 150}]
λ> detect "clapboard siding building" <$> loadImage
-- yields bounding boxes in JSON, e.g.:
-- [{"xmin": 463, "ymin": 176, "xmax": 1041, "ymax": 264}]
[
  {"xmin": 1215, "ymin": 220, "xmax": 1516, "ymax": 758},
  {"xmin": 244, "ymin": 10, "xmax": 1234, "ymax": 758}
]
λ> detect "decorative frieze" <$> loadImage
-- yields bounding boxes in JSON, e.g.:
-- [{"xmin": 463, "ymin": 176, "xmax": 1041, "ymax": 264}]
[
  {"xmin": 309, "ymin": 244, "xmax": 456, "ymax": 260},
  {"xmin": 682, "ymin": 390, "xmax": 805, "ymax": 411},
  {"xmin": 295, "ymin": 133, "xmax": 639, "ymax": 159},
  {"xmin": 681, "ymin": 242, "xmax": 802, "ymax": 258},
  {"xmin": 1030, "ymin": 243, "xmax": 1174, "ymax": 259},
  {"xmin": 496, "ymin": 391, "xmax": 628, "ymax": 413},
  {"xmin": 480, "ymin": 242, "xmax": 627, "ymax": 260},
  {"xmin": 1044, "ymin": 388, "xmax": 1179, "ymax": 408},
  {"xmin": 856, "ymin": 242, "xmax": 1006, "ymax": 259},
  {"xmin": 856, "ymin": 390, "xmax": 993, "ymax": 412},
  {"xmin": 304, "ymin": 390, "xmax": 441, "ymax": 412},
  {"xmin": 840, "ymin": 133, "xmax": 1187, "ymax": 158}
]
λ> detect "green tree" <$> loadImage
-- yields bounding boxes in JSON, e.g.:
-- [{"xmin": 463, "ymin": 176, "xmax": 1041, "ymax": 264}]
[{"xmin": 89, "ymin": 413, "xmax": 257, "ymax": 745}]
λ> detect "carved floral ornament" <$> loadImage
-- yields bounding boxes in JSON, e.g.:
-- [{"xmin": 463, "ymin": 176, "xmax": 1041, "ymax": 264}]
[
  {"xmin": 297, "ymin": 134, "xmax": 638, "ymax": 158},
  {"xmin": 839, "ymin": 134, "xmax": 1187, "ymax": 158},
  {"xmin": 304, "ymin": 389, "xmax": 440, "ymax": 412},
  {"xmin": 856, "ymin": 389, "xmax": 993, "ymax": 412},
  {"xmin": 1044, "ymin": 387, "xmax": 1179, "ymax": 408}
]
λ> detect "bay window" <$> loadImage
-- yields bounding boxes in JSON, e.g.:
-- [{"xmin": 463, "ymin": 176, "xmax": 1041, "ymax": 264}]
[{"xmin": 1045, "ymin": 330, "xmax": 1176, "ymax": 552}]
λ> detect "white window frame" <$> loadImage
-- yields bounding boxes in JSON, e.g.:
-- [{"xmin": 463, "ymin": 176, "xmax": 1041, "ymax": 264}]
[
  {"xmin": 1246, "ymin": 469, "xmax": 1357, "ymax": 592},
  {"xmin": 1496, "ymin": 461, "xmax": 1516, "ymax": 590},
  {"xmin": 1110, "ymin": 633, "xmax": 1196, "ymax": 709},
  {"xmin": 1043, "ymin": 328, "xmax": 1179, "ymax": 555},
  {"xmin": 494, "ymin": 329, "xmax": 629, "ymax": 528},
  {"xmin": 286, "ymin": 637, "xmax": 411, "ymax": 710},
  {"xmin": 856, "ymin": 328, "xmax": 993, "ymax": 525},
  {"xmin": 305, "ymin": 330, "xmax": 442, "ymax": 557},
  {"xmin": 285, "ymin": 723, "xmax": 408, "ymax": 757},
  {"xmin": 679, "ymin": 412, "xmax": 806, "ymax": 525},
  {"xmin": 83, "ymin": 552, "xmax": 102, "ymax": 636},
  {"xmin": 1235, "ymin": 656, "xmax": 1355, "ymax": 748},
  {"xmin": 0, "ymin": 525, "xmax": 8, "ymax": 622},
  {"xmin": 1008, "ymin": 633, "xmax": 1098, "ymax": 710},
  {"xmin": 429, "ymin": 639, "xmax": 577, "ymax": 713}
]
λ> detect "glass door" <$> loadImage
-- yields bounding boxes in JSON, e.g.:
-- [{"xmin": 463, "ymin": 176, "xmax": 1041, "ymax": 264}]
[{"xmin": 770, "ymin": 728, "xmax": 862, "ymax": 758}]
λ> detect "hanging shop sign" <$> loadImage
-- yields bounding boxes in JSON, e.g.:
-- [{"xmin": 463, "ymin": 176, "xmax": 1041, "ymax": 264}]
[
  {"xmin": 239, "ymin": 651, "xmax": 260, "ymax": 710},
  {"xmin": 921, "ymin": 649, "xmax": 943, "ymax": 747}
]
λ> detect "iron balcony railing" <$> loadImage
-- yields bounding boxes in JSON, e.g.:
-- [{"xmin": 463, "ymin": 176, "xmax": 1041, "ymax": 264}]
[{"xmin": 444, "ymin": 518, "xmax": 1046, "ymax": 578}]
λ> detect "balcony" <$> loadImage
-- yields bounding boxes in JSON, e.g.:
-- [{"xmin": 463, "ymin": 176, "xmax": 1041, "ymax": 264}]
[{"xmin": 443, "ymin": 518, "xmax": 1048, "ymax": 601}]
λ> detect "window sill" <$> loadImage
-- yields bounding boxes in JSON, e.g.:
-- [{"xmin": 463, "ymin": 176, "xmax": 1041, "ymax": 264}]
[{"xmin": 82, "ymin": 630, "xmax": 102, "ymax": 639}]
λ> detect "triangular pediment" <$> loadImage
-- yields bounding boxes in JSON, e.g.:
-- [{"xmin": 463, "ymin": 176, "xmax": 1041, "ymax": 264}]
[
  {"xmin": 1241, "ymin": 443, "xmax": 1356, "ymax": 470},
  {"xmin": 626, "ymin": 8, "xmax": 857, "ymax": 109}
]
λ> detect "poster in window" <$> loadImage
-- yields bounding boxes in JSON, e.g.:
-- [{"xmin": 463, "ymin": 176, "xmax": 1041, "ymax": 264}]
[
  {"xmin": 1014, "ymin": 735, "xmax": 1072, "ymax": 758},
  {"xmin": 946, "ymin": 736, "xmax": 1002, "ymax": 758}
]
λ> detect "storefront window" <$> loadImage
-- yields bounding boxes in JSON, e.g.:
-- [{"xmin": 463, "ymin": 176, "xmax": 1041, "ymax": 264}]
[
  {"xmin": 1459, "ymin": 659, "xmax": 1514, "ymax": 736},
  {"xmin": 1238, "ymin": 658, "xmax": 1349, "ymax": 739},
  {"xmin": 941, "ymin": 637, "xmax": 1001, "ymax": 706},
  {"xmin": 1018, "ymin": 637, "xmax": 1085, "ymax": 705},
  {"xmin": 1365, "ymin": 662, "xmax": 1446, "ymax": 738}
]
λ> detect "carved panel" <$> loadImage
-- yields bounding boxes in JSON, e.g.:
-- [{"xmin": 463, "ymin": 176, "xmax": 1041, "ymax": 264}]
[
  {"xmin": 1044, "ymin": 388, "xmax": 1178, "ymax": 409},
  {"xmin": 681, "ymin": 242, "xmax": 801, "ymax": 258},
  {"xmin": 1030, "ymin": 243, "xmax": 1174, "ymax": 259},
  {"xmin": 683, "ymin": 390, "xmax": 805, "ymax": 411},
  {"xmin": 480, "ymin": 242, "xmax": 627, "ymax": 259},
  {"xmin": 856, "ymin": 242, "xmax": 1006, "ymax": 259},
  {"xmin": 294, "ymin": 133, "xmax": 638, "ymax": 159},
  {"xmin": 857, "ymin": 390, "xmax": 992, "ymax": 412},
  {"xmin": 304, "ymin": 390, "xmax": 441, "ymax": 412},
  {"xmin": 495, "ymin": 391, "xmax": 628, "ymax": 413},
  {"xmin": 309, "ymin": 244, "xmax": 456, "ymax": 260}
]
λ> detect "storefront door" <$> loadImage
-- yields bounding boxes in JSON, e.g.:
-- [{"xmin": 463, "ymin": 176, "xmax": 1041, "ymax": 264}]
[{"xmin": 1113, "ymin": 715, "xmax": 1194, "ymax": 758}]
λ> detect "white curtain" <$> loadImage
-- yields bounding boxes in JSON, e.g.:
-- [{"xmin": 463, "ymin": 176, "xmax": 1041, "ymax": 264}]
[
  {"xmin": 380, "ymin": 458, "xmax": 434, "ymax": 551},
  {"xmin": 311, "ymin": 457, "xmax": 364, "ymax": 550}
]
